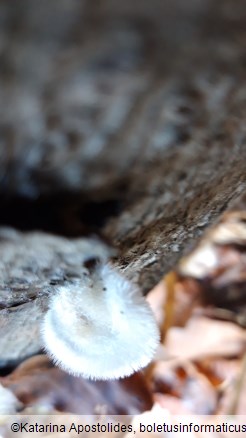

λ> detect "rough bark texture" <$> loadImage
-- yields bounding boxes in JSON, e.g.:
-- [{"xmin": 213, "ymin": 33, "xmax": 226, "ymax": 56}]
[
  {"xmin": 0, "ymin": 0, "xmax": 246, "ymax": 365},
  {"xmin": 0, "ymin": 228, "xmax": 111, "ymax": 367}
]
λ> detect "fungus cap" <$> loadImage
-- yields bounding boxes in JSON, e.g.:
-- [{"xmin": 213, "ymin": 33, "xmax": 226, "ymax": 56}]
[{"xmin": 42, "ymin": 264, "xmax": 159, "ymax": 380}]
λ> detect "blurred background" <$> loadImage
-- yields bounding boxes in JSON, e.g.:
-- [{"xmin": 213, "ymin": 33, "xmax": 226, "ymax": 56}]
[{"xmin": 0, "ymin": 0, "xmax": 245, "ymax": 199}]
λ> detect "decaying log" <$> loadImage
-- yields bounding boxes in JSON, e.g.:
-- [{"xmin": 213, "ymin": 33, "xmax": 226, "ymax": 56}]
[
  {"xmin": 0, "ymin": 0, "xmax": 246, "ymax": 365},
  {"xmin": 0, "ymin": 228, "xmax": 111, "ymax": 367}
]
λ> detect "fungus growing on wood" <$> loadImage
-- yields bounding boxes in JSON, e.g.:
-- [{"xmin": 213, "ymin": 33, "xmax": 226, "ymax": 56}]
[{"xmin": 42, "ymin": 263, "xmax": 159, "ymax": 380}]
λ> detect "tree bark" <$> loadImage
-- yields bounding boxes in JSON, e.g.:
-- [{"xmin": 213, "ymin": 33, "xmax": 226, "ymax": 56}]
[{"xmin": 0, "ymin": 0, "xmax": 246, "ymax": 365}]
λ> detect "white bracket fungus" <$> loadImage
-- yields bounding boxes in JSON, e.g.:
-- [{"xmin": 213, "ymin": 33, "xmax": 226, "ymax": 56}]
[{"xmin": 42, "ymin": 263, "xmax": 159, "ymax": 380}]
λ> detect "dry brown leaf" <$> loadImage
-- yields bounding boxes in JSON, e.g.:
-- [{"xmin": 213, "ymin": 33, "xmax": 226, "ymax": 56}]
[
  {"xmin": 210, "ymin": 211, "xmax": 246, "ymax": 245},
  {"xmin": 149, "ymin": 361, "xmax": 217, "ymax": 414},
  {"xmin": 178, "ymin": 210, "xmax": 246, "ymax": 326},
  {"xmin": 180, "ymin": 211, "xmax": 246, "ymax": 279},
  {"xmin": 165, "ymin": 316, "xmax": 245, "ymax": 360},
  {"xmin": 0, "ymin": 355, "xmax": 153, "ymax": 415},
  {"xmin": 147, "ymin": 274, "xmax": 199, "ymax": 332},
  {"xmin": 195, "ymin": 357, "xmax": 240, "ymax": 387}
]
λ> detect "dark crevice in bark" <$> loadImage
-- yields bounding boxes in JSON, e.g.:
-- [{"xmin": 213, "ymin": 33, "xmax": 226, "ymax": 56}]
[{"xmin": 0, "ymin": 192, "xmax": 124, "ymax": 237}]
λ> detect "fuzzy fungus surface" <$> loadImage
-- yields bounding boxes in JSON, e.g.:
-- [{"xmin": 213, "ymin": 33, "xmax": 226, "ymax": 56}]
[{"xmin": 42, "ymin": 264, "xmax": 159, "ymax": 380}]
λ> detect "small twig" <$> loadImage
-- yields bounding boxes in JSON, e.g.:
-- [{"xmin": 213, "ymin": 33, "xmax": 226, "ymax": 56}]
[{"xmin": 161, "ymin": 272, "xmax": 177, "ymax": 342}]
